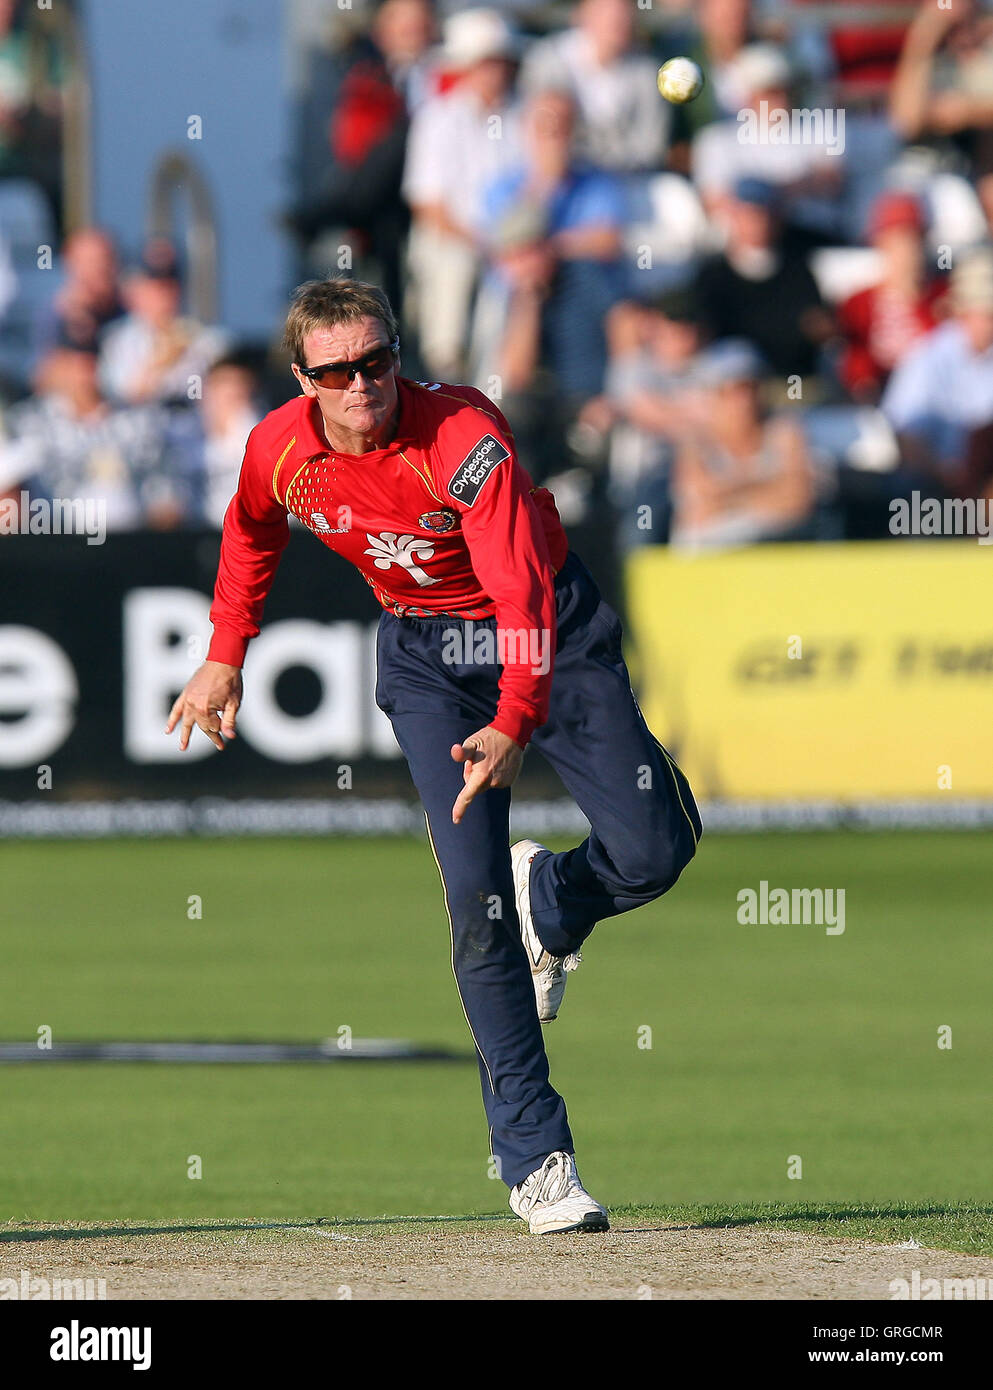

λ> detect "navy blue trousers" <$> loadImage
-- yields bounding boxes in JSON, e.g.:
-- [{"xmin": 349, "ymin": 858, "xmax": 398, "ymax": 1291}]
[{"xmin": 375, "ymin": 552, "xmax": 702, "ymax": 1189}]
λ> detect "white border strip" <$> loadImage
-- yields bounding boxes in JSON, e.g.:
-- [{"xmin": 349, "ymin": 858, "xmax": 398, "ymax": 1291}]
[{"xmin": 2, "ymin": 797, "xmax": 993, "ymax": 838}]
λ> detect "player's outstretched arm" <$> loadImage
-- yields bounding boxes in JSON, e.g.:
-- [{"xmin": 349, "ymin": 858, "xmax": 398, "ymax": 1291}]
[
  {"xmin": 451, "ymin": 725, "xmax": 523, "ymax": 825},
  {"xmin": 165, "ymin": 661, "xmax": 243, "ymax": 752}
]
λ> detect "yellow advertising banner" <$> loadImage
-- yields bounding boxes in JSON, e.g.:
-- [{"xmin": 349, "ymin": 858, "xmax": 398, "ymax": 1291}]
[{"xmin": 625, "ymin": 542, "xmax": 993, "ymax": 799}]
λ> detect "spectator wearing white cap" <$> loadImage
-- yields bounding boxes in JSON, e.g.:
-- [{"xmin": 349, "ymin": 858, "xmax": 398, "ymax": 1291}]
[
  {"xmin": 691, "ymin": 42, "xmax": 844, "ymax": 240},
  {"xmin": 402, "ymin": 7, "xmax": 524, "ymax": 379},
  {"xmin": 658, "ymin": 0, "xmax": 758, "ymax": 157},
  {"xmin": 882, "ymin": 246, "xmax": 993, "ymax": 488},
  {"xmin": 520, "ymin": 0, "xmax": 669, "ymax": 174}
]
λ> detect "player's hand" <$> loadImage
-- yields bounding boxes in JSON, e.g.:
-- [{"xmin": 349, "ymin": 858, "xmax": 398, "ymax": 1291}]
[
  {"xmin": 450, "ymin": 726, "xmax": 523, "ymax": 825},
  {"xmin": 165, "ymin": 661, "xmax": 243, "ymax": 752}
]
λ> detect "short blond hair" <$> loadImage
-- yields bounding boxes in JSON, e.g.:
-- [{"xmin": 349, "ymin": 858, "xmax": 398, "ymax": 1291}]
[{"xmin": 282, "ymin": 278, "xmax": 399, "ymax": 365}]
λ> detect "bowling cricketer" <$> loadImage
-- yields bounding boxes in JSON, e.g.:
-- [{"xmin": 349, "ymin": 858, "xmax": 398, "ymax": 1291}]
[{"xmin": 166, "ymin": 278, "xmax": 702, "ymax": 1233}]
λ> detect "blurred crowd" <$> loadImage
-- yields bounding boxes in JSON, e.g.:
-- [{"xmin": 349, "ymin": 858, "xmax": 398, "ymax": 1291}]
[
  {"xmin": 3, "ymin": 0, "xmax": 993, "ymax": 551},
  {"xmin": 0, "ymin": 228, "xmax": 263, "ymax": 531}
]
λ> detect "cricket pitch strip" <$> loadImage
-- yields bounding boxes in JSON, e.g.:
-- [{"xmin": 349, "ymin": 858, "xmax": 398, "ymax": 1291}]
[{"xmin": 3, "ymin": 1220, "xmax": 992, "ymax": 1300}]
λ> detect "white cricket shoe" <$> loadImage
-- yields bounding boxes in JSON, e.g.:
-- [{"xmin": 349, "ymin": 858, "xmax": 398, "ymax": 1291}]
[
  {"xmin": 511, "ymin": 839, "xmax": 582, "ymax": 1023},
  {"xmin": 509, "ymin": 1152, "xmax": 609, "ymax": 1234}
]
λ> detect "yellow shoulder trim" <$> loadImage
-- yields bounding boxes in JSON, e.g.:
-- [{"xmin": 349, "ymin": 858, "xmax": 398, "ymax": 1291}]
[
  {"xmin": 397, "ymin": 449, "xmax": 445, "ymax": 506},
  {"xmin": 272, "ymin": 437, "xmax": 297, "ymax": 505}
]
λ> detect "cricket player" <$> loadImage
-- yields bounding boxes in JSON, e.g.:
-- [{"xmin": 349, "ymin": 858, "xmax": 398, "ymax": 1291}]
[{"xmin": 166, "ymin": 279, "xmax": 701, "ymax": 1234}]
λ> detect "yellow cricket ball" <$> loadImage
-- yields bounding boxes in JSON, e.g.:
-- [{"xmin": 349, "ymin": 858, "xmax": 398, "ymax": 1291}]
[{"xmin": 657, "ymin": 57, "xmax": 705, "ymax": 105}]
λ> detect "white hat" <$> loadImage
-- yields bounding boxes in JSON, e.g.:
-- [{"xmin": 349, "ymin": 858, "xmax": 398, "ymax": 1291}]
[
  {"xmin": 729, "ymin": 43, "xmax": 792, "ymax": 97},
  {"xmin": 442, "ymin": 8, "xmax": 521, "ymax": 68}
]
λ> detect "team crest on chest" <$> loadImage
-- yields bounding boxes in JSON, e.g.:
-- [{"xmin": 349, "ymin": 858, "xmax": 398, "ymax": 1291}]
[{"xmin": 418, "ymin": 508, "xmax": 459, "ymax": 534}]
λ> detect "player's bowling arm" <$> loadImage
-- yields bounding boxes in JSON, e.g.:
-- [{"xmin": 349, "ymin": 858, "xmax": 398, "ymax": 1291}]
[
  {"xmin": 165, "ymin": 661, "xmax": 243, "ymax": 753},
  {"xmin": 450, "ymin": 727, "xmax": 523, "ymax": 826},
  {"xmin": 459, "ymin": 468, "xmax": 556, "ymax": 749},
  {"xmin": 206, "ymin": 428, "xmax": 291, "ymax": 669}
]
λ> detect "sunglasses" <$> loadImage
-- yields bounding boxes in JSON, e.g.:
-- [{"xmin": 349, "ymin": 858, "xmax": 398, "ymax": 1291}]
[{"xmin": 296, "ymin": 340, "xmax": 399, "ymax": 388}]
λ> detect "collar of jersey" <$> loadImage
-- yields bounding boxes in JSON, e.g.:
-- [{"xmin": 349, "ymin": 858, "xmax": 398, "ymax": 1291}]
[{"xmin": 292, "ymin": 381, "xmax": 418, "ymax": 464}]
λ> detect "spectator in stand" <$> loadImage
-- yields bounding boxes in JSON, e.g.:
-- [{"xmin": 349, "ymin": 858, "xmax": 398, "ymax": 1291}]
[
  {"xmin": 0, "ymin": 0, "xmax": 63, "ymax": 218},
  {"xmin": 691, "ymin": 177, "xmax": 832, "ymax": 383},
  {"xmin": 889, "ymin": 0, "xmax": 993, "ymax": 235},
  {"xmin": 580, "ymin": 288, "xmax": 705, "ymax": 546},
  {"xmin": 365, "ymin": 0, "xmax": 438, "ymax": 113},
  {"xmin": 287, "ymin": 0, "xmax": 438, "ymax": 308},
  {"xmin": 792, "ymin": 0, "xmax": 911, "ymax": 101},
  {"xmin": 480, "ymin": 87, "xmax": 625, "ymax": 476},
  {"xmin": 662, "ymin": 0, "xmax": 758, "ymax": 153},
  {"xmin": 882, "ymin": 246, "xmax": 993, "ymax": 492},
  {"xmin": 669, "ymin": 339, "xmax": 817, "ymax": 552},
  {"xmin": 99, "ymin": 239, "xmax": 228, "ymax": 408},
  {"xmin": 691, "ymin": 42, "xmax": 845, "ymax": 243},
  {"xmin": 0, "ymin": 329, "xmax": 181, "ymax": 530},
  {"xmin": 836, "ymin": 191, "xmax": 947, "ymax": 403},
  {"xmin": 0, "ymin": 0, "xmax": 33, "ymax": 180},
  {"xmin": 164, "ymin": 354, "xmax": 264, "ymax": 528},
  {"xmin": 34, "ymin": 227, "xmax": 124, "ymax": 356},
  {"xmin": 520, "ymin": 0, "xmax": 669, "ymax": 173},
  {"xmin": 402, "ymin": 7, "xmax": 523, "ymax": 379}
]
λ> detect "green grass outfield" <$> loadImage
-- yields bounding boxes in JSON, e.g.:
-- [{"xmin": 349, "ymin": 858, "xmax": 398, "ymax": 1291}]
[{"xmin": 2, "ymin": 831, "xmax": 991, "ymax": 1253}]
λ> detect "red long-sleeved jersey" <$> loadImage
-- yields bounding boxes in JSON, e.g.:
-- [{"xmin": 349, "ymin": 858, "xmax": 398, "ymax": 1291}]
[{"xmin": 207, "ymin": 377, "xmax": 569, "ymax": 748}]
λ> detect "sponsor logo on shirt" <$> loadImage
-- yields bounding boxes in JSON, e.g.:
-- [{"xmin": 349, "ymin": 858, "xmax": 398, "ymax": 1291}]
[
  {"xmin": 310, "ymin": 511, "xmax": 348, "ymax": 534},
  {"xmin": 448, "ymin": 434, "xmax": 509, "ymax": 508}
]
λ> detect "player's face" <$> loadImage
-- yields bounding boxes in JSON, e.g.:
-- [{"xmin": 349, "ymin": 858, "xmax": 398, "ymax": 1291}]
[{"xmin": 294, "ymin": 316, "xmax": 400, "ymax": 446}]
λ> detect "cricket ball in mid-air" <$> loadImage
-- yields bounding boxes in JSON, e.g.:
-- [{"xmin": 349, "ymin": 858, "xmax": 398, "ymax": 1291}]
[{"xmin": 657, "ymin": 57, "xmax": 705, "ymax": 104}]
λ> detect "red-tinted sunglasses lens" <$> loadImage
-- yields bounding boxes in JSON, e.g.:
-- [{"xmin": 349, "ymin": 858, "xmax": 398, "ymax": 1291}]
[{"xmin": 308, "ymin": 347, "xmax": 396, "ymax": 386}]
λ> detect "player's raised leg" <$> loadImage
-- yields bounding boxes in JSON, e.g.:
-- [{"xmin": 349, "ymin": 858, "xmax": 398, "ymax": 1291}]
[{"xmin": 527, "ymin": 553, "xmax": 702, "ymax": 963}]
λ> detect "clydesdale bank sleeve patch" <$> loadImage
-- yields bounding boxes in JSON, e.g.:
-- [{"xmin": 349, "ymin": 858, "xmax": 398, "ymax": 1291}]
[{"xmin": 448, "ymin": 434, "xmax": 510, "ymax": 507}]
